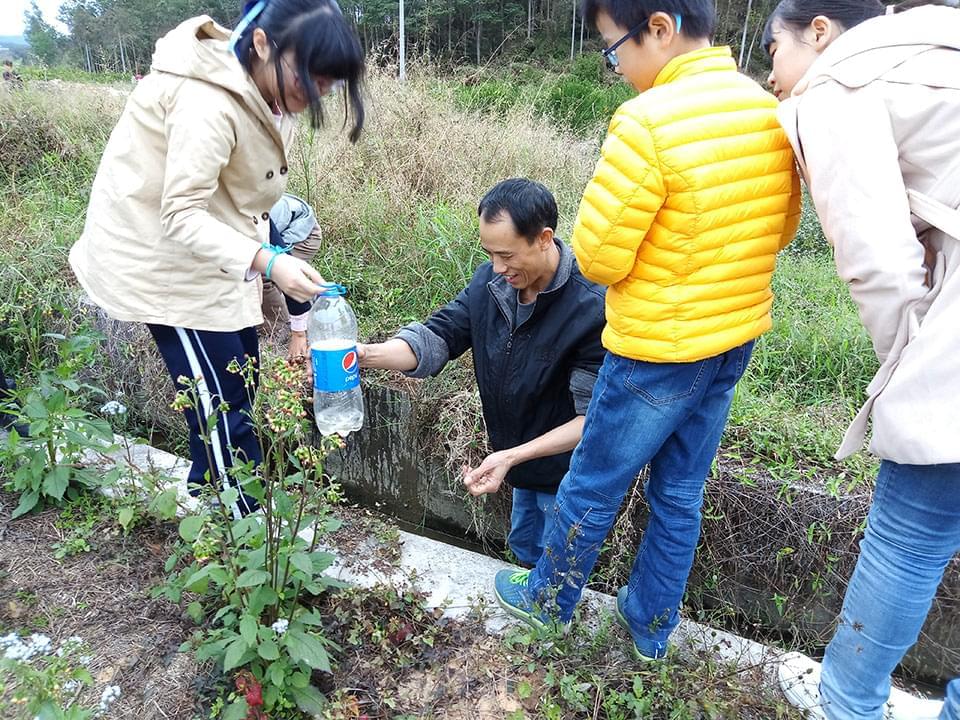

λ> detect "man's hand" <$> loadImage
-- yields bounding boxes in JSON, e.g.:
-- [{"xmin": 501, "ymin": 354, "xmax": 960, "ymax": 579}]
[
  {"xmin": 462, "ymin": 450, "xmax": 515, "ymax": 497},
  {"xmin": 356, "ymin": 340, "xmax": 418, "ymax": 372},
  {"xmin": 356, "ymin": 343, "xmax": 373, "ymax": 368}
]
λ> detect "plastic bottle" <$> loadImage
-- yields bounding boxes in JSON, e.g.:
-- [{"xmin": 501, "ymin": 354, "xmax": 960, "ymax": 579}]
[{"xmin": 307, "ymin": 284, "xmax": 364, "ymax": 436}]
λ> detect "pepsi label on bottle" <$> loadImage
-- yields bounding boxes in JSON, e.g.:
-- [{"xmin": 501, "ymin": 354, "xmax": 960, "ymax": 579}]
[{"xmin": 311, "ymin": 340, "xmax": 360, "ymax": 393}]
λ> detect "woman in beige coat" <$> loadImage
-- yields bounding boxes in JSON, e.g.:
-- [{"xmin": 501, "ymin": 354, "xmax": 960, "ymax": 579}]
[
  {"xmin": 70, "ymin": 0, "xmax": 365, "ymax": 517},
  {"xmin": 764, "ymin": 1, "xmax": 960, "ymax": 718}
]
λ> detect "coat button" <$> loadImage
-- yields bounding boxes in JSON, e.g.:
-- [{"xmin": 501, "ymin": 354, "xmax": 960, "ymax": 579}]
[
  {"xmin": 280, "ymin": 165, "xmax": 288, "ymax": 175},
  {"xmin": 261, "ymin": 212, "xmax": 270, "ymax": 221},
  {"xmin": 253, "ymin": 216, "xmax": 259, "ymax": 225},
  {"xmin": 266, "ymin": 170, "xmax": 274, "ymax": 179}
]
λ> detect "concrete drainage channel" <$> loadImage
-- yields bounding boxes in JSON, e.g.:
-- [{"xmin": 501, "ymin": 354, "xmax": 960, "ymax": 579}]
[{"xmin": 49, "ymin": 434, "xmax": 937, "ymax": 720}]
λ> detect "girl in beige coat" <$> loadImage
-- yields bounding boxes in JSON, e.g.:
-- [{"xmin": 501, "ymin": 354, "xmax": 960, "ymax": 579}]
[
  {"xmin": 764, "ymin": 0, "xmax": 960, "ymax": 718},
  {"xmin": 70, "ymin": 0, "xmax": 365, "ymax": 517}
]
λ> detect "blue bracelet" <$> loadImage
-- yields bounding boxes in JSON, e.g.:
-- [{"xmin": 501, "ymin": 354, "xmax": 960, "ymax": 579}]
[
  {"xmin": 260, "ymin": 241, "xmax": 292, "ymax": 280},
  {"xmin": 265, "ymin": 251, "xmax": 280, "ymax": 280}
]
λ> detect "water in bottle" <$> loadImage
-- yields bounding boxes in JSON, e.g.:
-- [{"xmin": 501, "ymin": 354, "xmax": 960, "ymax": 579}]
[{"xmin": 308, "ymin": 284, "xmax": 364, "ymax": 436}]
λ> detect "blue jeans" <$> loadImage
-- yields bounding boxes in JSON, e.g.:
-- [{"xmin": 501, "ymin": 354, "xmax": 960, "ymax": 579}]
[
  {"xmin": 528, "ymin": 342, "xmax": 754, "ymax": 657},
  {"xmin": 509, "ymin": 488, "xmax": 557, "ymax": 567},
  {"xmin": 820, "ymin": 461, "xmax": 960, "ymax": 720}
]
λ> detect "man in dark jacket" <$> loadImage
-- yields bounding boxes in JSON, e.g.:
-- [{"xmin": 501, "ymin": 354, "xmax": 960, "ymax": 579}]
[{"xmin": 358, "ymin": 178, "xmax": 606, "ymax": 566}]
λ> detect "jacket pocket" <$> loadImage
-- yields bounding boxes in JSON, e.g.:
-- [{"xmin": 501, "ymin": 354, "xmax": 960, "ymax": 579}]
[{"xmin": 623, "ymin": 357, "xmax": 708, "ymax": 405}]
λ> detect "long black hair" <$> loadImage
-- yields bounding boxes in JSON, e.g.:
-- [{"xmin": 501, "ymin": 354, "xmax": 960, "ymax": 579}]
[
  {"xmin": 234, "ymin": 0, "xmax": 366, "ymax": 142},
  {"xmin": 763, "ymin": 0, "xmax": 958, "ymax": 53}
]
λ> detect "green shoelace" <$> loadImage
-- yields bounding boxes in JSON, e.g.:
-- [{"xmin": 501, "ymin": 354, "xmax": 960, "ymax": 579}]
[{"xmin": 510, "ymin": 570, "xmax": 530, "ymax": 586}]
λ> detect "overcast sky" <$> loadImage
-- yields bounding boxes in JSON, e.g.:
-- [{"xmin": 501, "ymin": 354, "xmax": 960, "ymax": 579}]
[{"xmin": 1, "ymin": 0, "xmax": 69, "ymax": 37}]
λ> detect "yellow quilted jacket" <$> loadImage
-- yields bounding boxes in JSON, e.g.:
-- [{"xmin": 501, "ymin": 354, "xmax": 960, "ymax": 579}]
[{"xmin": 572, "ymin": 46, "xmax": 801, "ymax": 362}]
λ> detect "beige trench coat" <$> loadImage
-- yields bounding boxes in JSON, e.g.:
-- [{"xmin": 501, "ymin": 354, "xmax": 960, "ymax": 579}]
[
  {"xmin": 70, "ymin": 16, "xmax": 296, "ymax": 332},
  {"xmin": 777, "ymin": 6, "xmax": 960, "ymax": 464}
]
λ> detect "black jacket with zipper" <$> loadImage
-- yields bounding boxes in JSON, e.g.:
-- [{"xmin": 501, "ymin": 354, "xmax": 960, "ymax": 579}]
[{"xmin": 397, "ymin": 241, "xmax": 606, "ymax": 492}]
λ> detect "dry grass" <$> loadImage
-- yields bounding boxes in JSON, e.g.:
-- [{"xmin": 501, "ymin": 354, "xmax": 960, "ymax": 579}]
[
  {"xmin": 0, "ymin": 82, "xmax": 123, "ymax": 183},
  {"xmin": 298, "ymin": 72, "xmax": 598, "ymax": 238}
]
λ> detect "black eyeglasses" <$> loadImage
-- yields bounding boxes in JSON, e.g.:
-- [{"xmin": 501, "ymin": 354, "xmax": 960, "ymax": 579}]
[
  {"xmin": 601, "ymin": 24, "xmax": 645, "ymax": 70},
  {"xmin": 601, "ymin": 15, "xmax": 682, "ymax": 70},
  {"xmin": 273, "ymin": 41, "xmax": 343, "ymax": 97}
]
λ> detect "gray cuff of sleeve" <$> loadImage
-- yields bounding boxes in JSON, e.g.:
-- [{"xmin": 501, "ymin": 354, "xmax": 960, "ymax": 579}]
[
  {"xmin": 570, "ymin": 367, "xmax": 599, "ymax": 415},
  {"xmin": 394, "ymin": 323, "xmax": 450, "ymax": 379}
]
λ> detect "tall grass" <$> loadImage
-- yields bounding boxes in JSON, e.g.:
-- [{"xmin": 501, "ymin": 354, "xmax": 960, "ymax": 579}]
[
  {"xmin": 0, "ymin": 85, "xmax": 124, "ymax": 371},
  {"xmin": 292, "ymin": 73, "xmax": 597, "ymax": 336},
  {"xmin": 446, "ymin": 54, "xmax": 635, "ymax": 135}
]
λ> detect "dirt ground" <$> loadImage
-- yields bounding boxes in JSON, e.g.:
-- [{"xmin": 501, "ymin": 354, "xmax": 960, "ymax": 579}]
[
  {"xmin": 0, "ymin": 491, "xmax": 201, "ymax": 720},
  {"xmin": 0, "ymin": 494, "xmax": 534, "ymax": 720}
]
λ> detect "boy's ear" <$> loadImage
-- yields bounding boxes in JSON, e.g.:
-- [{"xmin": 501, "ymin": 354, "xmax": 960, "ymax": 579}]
[{"xmin": 648, "ymin": 11, "xmax": 678, "ymax": 43}]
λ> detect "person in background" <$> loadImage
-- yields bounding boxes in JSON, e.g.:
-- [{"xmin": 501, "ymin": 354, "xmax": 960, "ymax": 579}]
[
  {"xmin": 262, "ymin": 192, "xmax": 324, "ymax": 362},
  {"xmin": 357, "ymin": 178, "xmax": 606, "ymax": 568},
  {"xmin": 766, "ymin": 0, "xmax": 960, "ymax": 717},
  {"xmin": 2, "ymin": 59, "xmax": 23, "ymax": 87}
]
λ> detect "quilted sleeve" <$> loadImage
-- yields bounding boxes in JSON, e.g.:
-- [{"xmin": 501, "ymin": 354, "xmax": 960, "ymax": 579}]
[
  {"xmin": 779, "ymin": 166, "xmax": 803, "ymax": 250},
  {"xmin": 571, "ymin": 107, "xmax": 666, "ymax": 286}
]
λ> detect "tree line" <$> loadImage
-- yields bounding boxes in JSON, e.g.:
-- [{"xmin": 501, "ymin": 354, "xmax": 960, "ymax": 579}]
[{"xmin": 22, "ymin": 0, "xmax": 775, "ymax": 78}]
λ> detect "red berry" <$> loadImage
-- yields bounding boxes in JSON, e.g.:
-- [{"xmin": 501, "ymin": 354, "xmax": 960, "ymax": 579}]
[{"xmin": 245, "ymin": 685, "xmax": 263, "ymax": 707}]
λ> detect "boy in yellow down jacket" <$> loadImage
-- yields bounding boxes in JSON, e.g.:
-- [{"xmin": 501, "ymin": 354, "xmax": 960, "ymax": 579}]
[{"xmin": 495, "ymin": 0, "xmax": 801, "ymax": 659}]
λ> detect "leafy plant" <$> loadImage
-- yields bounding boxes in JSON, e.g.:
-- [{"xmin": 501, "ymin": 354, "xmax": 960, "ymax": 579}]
[
  {"xmin": 0, "ymin": 333, "xmax": 115, "ymax": 518},
  {"xmin": 0, "ymin": 633, "xmax": 115, "ymax": 720},
  {"xmin": 156, "ymin": 358, "xmax": 345, "ymax": 718}
]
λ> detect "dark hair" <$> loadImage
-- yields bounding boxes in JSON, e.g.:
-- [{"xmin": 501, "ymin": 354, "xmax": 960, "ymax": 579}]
[
  {"xmin": 478, "ymin": 179, "xmax": 559, "ymax": 244},
  {"xmin": 763, "ymin": 0, "xmax": 957, "ymax": 53},
  {"xmin": 583, "ymin": 0, "xmax": 717, "ymax": 40},
  {"xmin": 2, "ymin": 59, "xmax": 12, "ymax": 66},
  {"xmin": 234, "ymin": 0, "xmax": 365, "ymax": 142}
]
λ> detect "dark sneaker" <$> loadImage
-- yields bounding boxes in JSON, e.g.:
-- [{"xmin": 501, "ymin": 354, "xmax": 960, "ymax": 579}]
[
  {"xmin": 494, "ymin": 569, "xmax": 553, "ymax": 631},
  {"xmin": 615, "ymin": 586, "xmax": 658, "ymax": 662}
]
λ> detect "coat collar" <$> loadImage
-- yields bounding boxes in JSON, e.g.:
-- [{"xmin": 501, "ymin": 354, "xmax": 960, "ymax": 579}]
[
  {"xmin": 790, "ymin": 6, "xmax": 960, "ymax": 98},
  {"xmin": 487, "ymin": 239, "xmax": 576, "ymax": 329},
  {"xmin": 150, "ymin": 15, "xmax": 292, "ymax": 151},
  {"xmin": 653, "ymin": 46, "xmax": 736, "ymax": 87}
]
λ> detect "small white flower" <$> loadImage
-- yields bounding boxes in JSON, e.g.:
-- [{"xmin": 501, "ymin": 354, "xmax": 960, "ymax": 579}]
[
  {"xmin": 63, "ymin": 680, "xmax": 81, "ymax": 694},
  {"xmin": 28, "ymin": 634, "xmax": 52, "ymax": 656},
  {"xmin": 98, "ymin": 685, "xmax": 121, "ymax": 713},
  {"xmin": 270, "ymin": 618, "xmax": 289, "ymax": 635},
  {"xmin": 4, "ymin": 640, "xmax": 32, "ymax": 661},
  {"xmin": 57, "ymin": 636, "xmax": 84, "ymax": 657},
  {"xmin": 100, "ymin": 400, "xmax": 127, "ymax": 416}
]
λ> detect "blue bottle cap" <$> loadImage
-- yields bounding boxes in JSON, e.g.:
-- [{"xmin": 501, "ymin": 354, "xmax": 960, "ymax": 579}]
[{"xmin": 318, "ymin": 283, "xmax": 348, "ymax": 297}]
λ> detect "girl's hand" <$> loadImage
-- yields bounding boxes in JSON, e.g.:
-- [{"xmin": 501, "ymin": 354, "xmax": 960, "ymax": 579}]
[{"xmin": 254, "ymin": 250, "xmax": 325, "ymax": 303}]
